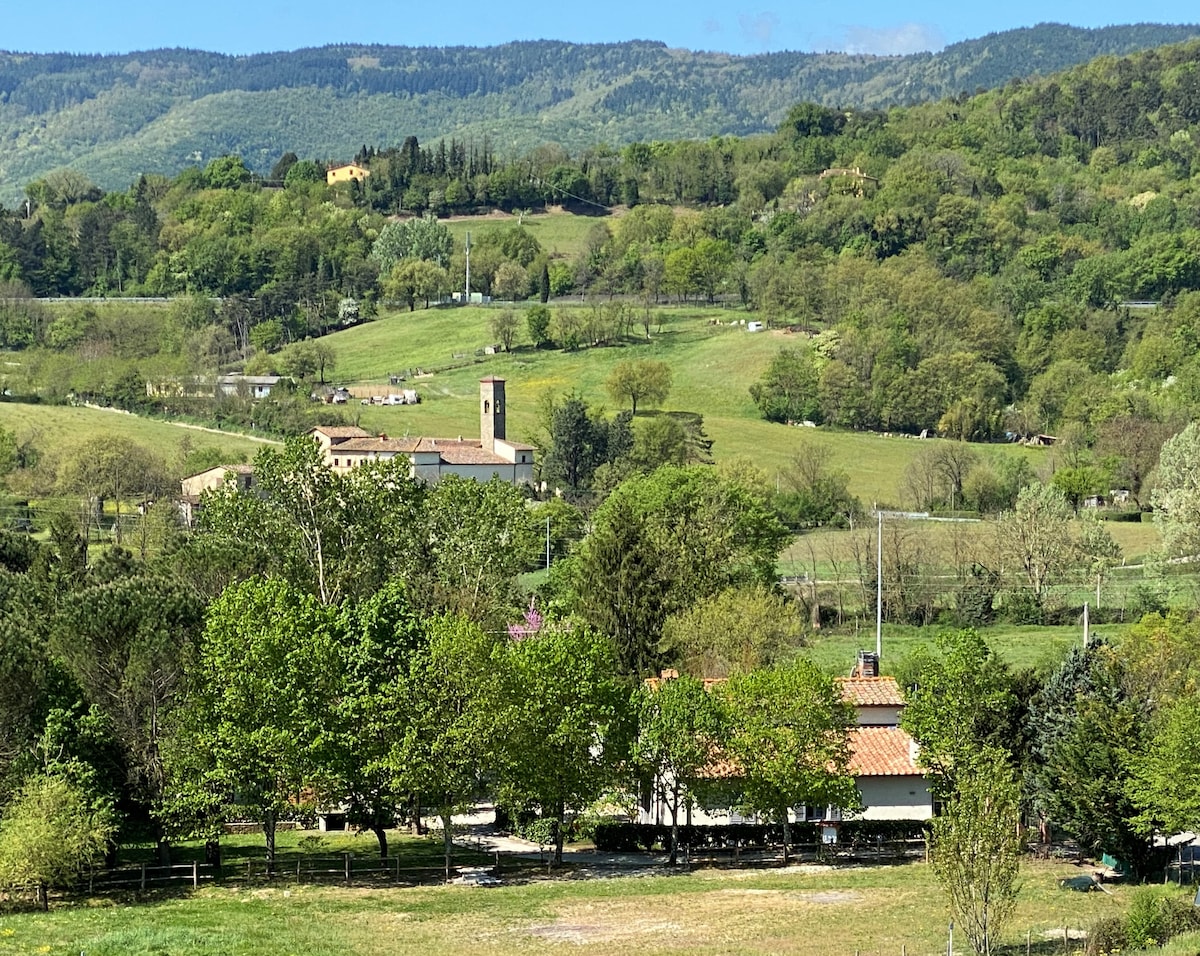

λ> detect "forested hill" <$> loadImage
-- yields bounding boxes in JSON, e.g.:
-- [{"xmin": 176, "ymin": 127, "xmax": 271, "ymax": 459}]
[{"xmin": 1, "ymin": 22, "xmax": 1198, "ymax": 201}]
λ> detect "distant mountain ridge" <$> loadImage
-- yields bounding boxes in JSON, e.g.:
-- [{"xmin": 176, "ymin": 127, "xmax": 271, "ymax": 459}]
[{"xmin": 0, "ymin": 22, "xmax": 1197, "ymax": 201}]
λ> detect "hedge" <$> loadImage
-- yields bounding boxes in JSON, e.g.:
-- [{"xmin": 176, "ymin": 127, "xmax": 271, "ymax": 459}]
[{"xmin": 593, "ymin": 819, "xmax": 928, "ymax": 852}]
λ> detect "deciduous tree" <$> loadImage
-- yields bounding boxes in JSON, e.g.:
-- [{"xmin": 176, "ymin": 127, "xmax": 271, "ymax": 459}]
[
  {"xmin": 499, "ymin": 626, "xmax": 630, "ymax": 865},
  {"xmin": 605, "ymin": 359, "xmax": 672, "ymax": 415},
  {"xmin": 169, "ymin": 578, "xmax": 341, "ymax": 869},
  {"xmin": 391, "ymin": 615, "xmax": 503, "ymax": 881},
  {"xmin": 635, "ymin": 674, "xmax": 725, "ymax": 864},
  {"xmin": 721, "ymin": 659, "xmax": 857, "ymax": 863},
  {"xmin": 930, "ymin": 750, "xmax": 1022, "ymax": 956},
  {"xmin": 1152, "ymin": 420, "xmax": 1200, "ymax": 558}
]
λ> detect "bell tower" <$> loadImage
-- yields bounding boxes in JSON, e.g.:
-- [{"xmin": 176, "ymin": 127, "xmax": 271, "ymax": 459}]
[{"xmin": 480, "ymin": 377, "xmax": 506, "ymax": 453}]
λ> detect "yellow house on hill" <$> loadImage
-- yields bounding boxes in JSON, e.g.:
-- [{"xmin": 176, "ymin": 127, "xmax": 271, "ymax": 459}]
[{"xmin": 326, "ymin": 163, "xmax": 370, "ymax": 186}]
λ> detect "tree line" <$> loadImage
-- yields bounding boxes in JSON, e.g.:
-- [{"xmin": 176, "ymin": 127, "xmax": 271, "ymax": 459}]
[
  {"xmin": 10, "ymin": 38, "xmax": 1200, "ymax": 442},
  {"xmin": 1, "ymin": 429, "xmax": 1200, "ymax": 947}
]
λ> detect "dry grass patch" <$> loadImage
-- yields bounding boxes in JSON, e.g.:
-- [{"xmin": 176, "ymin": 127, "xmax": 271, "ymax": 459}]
[{"xmin": 0, "ymin": 860, "xmax": 1128, "ymax": 956}]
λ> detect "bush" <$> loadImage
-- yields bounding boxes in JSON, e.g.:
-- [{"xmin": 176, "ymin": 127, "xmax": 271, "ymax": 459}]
[
  {"xmin": 0, "ymin": 775, "xmax": 117, "ymax": 908},
  {"xmin": 1128, "ymin": 582, "xmax": 1170, "ymax": 619},
  {"xmin": 1089, "ymin": 888, "xmax": 1200, "ymax": 955},
  {"xmin": 1125, "ymin": 887, "xmax": 1200, "ymax": 950},
  {"xmin": 998, "ymin": 589, "xmax": 1043, "ymax": 624},
  {"xmin": 1085, "ymin": 914, "xmax": 1127, "ymax": 956}
]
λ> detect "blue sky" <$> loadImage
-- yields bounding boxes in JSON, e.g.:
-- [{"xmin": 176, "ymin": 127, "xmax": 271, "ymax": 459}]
[{"xmin": 5, "ymin": 2, "xmax": 1199, "ymax": 57}]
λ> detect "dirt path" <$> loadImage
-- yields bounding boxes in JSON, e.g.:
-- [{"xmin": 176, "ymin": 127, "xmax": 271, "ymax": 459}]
[
  {"xmin": 82, "ymin": 404, "xmax": 281, "ymax": 445},
  {"xmin": 166, "ymin": 420, "xmax": 281, "ymax": 445}
]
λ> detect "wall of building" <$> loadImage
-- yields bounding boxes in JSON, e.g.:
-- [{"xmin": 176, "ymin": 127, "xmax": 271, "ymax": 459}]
[
  {"xmin": 855, "ymin": 705, "xmax": 903, "ymax": 726},
  {"xmin": 854, "ymin": 776, "xmax": 933, "ymax": 821}
]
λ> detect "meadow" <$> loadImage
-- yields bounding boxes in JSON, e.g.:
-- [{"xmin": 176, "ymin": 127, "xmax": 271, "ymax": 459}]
[
  {"xmin": 442, "ymin": 207, "xmax": 612, "ymax": 261},
  {"xmin": 0, "ymin": 403, "xmax": 273, "ymax": 469},
  {"xmin": 0, "ymin": 855, "xmax": 1145, "ymax": 956},
  {"xmin": 317, "ymin": 301, "xmax": 1051, "ymax": 506}
]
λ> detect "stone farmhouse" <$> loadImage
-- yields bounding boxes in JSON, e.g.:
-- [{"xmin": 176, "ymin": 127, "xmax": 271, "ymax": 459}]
[
  {"xmin": 311, "ymin": 377, "xmax": 535, "ymax": 484},
  {"xmin": 177, "ymin": 463, "xmax": 254, "ymax": 526}
]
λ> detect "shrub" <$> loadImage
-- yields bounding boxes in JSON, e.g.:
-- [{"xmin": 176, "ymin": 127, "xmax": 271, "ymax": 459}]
[
  {"xmin": 1085, "ymin": 914, "xmax": 1126, "ymax": 956},
  {"xmin": 998, "ymin": 589, "xmax": 1043, "ymax": 624},
  {"xmin": 1089, "ymin": 887, "xmax": 1200, "ymax": 955}
]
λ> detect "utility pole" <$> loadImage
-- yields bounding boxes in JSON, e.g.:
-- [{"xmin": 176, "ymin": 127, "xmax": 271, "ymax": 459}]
[
  {"xmin": 464, "ymin": 231, "xmax": 471, "ymax": 303},
  {"xmin": 876, "ymin": 508, "xmax": 883, "ymax": 661}
]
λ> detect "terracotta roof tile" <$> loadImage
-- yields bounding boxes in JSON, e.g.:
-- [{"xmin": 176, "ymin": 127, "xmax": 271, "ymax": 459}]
[
  {"xmin": 836, "ymin": 676, "xmax": 906, "ymax": 707},
  {"xmin": 428, "ymin": 440, "xmax": 514, "ymax": 465},
  {"xmin": 848, "ymin": 727, "xmax": 920, "ymax": 776},
  {"xmin": 337, "ymin": 437, "xmax": 422, "ymax": 453},
  {"xmin": 310, "ymin": 426, "xmax": 373, "ymax": 439}
]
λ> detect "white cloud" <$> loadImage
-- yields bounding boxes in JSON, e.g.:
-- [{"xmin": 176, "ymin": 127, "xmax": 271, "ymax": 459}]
[
  {"xmin": 839, "ymin": 22, "xmax": 945, "ymax": 56},
  {"xmin": 738, "ymin": 12, "xmax": 781, "ymax": 49}
]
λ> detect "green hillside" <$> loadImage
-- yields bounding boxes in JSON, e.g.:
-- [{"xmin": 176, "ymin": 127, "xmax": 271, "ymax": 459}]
[
  {"xmin": 317, "ymin": 301, "xmax": 1046, "ymax": 506},
  {"xmin": 0, "ymin": 23, "xmax": 1198, "ymax": 200},
  {"xmin": 0, "ymin": 403, "xmax": 273, "ymax": 468}
]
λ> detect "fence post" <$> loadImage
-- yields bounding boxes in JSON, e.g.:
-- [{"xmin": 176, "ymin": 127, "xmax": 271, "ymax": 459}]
[
  {"xmin": 297, "ymin": 858, "xmax": 302, "ymax": 880},
  {"xmin": 247, "ymin": 859, "xmax": 252, "ymax": 880},
  {"xmin": 140, "ymin": 862, "xmax": 147, "ymax": 890},
  {"xmin": 192, "ymin": 860, "xmax": 199, "ymax": 888},
  {"xmin": 395, "ymin": 856, "xmax": 401, "ymax": 881},
  {"xmin": 344, "ymin": 852, "xmax": 351, "ymax": 884}
]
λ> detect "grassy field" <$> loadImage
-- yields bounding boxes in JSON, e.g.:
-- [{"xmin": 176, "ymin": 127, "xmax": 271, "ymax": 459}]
[
  {"xmin": 0, "ymin": 403, "xmax": 273, "ymax": 468},
  {"xmin": 781, "ymin": 517, "xmax": 1164, "ymax": 582},
  {"xmin": 804, "ymin": 622, "xmax": 1116, "ymax": 675},
  {"xmin": 0, "ymin": 858, "xmax": 1143, "ymax": 956},
  {"xmin": 442, "ymin": 208, "xmax": 614, "ymax": 260},
  {"xmin": 324, "ymin": 303, "xmax": 1052, "ymax": 505}
]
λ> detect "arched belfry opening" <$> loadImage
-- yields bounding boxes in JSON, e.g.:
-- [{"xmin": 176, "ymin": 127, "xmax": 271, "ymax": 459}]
[{"xmin": 480, "ymin": 377, "xmax": 506, "ymax": 453}]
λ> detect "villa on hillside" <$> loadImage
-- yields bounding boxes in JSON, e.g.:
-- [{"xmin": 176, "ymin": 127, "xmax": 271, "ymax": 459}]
[
  {"xmin": 326, "ymin": 163, "xmax": 370, "ymax": 186},
  {"xmin": 310, "ymin": 377, "xmax": 535, "ymax": 484}
]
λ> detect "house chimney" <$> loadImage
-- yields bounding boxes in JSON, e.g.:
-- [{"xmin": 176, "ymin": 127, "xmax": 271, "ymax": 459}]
[
  {"xmin": 854, "ymin": 650, "xmax": 879, "ymax": 678},
  {"xmin": 480, "ymin": 377, "xmax": 506, "ymax": 453}
]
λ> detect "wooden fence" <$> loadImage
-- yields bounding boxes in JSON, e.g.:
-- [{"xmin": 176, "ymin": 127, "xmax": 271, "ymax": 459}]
[
  {"xmin": 83, "ymin": 852, "xmax": 504, "ymax": 893},
  {"xmin": 88, "ymin": 861, "xmax": 214, "ymax": 892}
]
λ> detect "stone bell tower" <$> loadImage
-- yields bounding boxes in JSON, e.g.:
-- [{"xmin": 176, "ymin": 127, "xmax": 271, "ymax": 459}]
[{"xmin": 480, "ymin": 377, "xmax": 506, "ymax": 453}]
